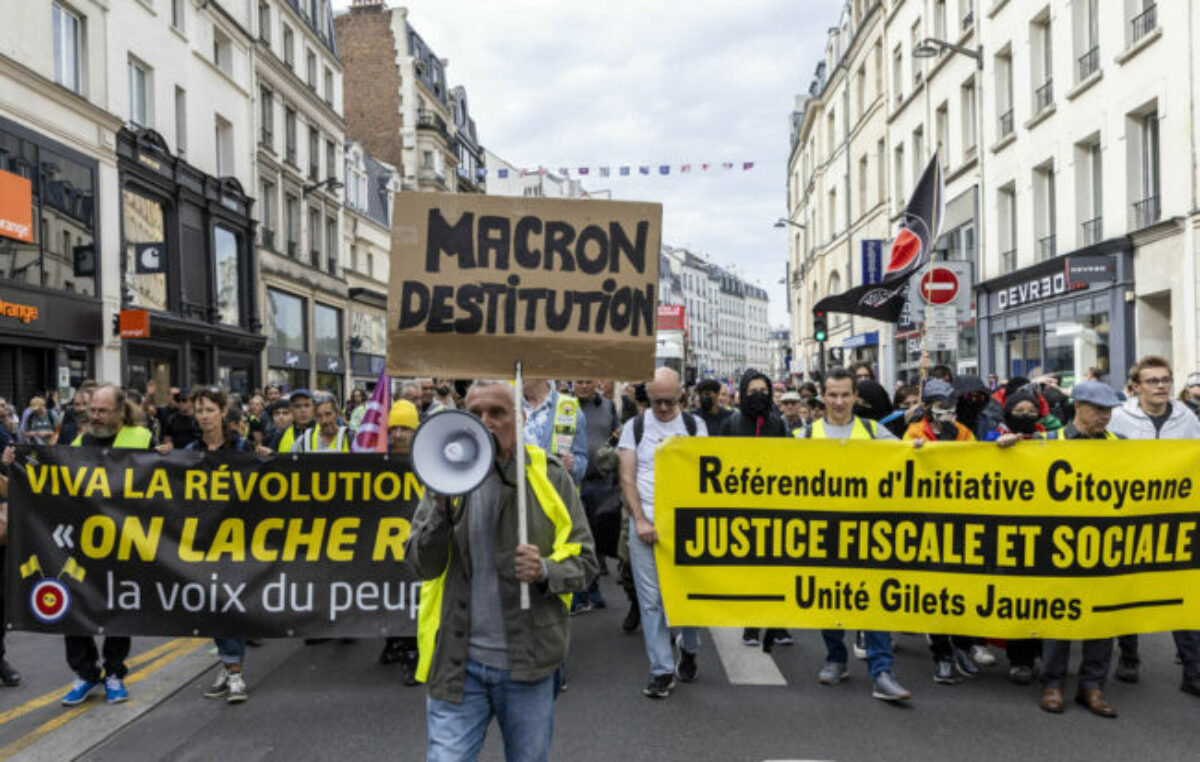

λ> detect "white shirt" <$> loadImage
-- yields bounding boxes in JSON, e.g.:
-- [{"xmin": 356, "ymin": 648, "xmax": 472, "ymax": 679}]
[{"xmin": 617, "ymin": 409, "xmax": 707, "ymax": 523}]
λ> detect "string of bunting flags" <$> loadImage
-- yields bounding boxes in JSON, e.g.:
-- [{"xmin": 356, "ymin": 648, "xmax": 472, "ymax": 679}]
[{"xmin": 476, "ymin": 161, "xmax": 757, "ymax": 180}]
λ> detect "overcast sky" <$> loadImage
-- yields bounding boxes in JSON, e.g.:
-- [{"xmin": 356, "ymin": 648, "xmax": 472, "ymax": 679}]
[{"xmin": 332, "ymin": 0, "xmax": 844, "ymax": 325}]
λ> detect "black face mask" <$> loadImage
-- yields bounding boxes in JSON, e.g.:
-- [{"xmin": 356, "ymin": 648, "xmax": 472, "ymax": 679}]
[
  {"xmin": 435, "ymin": 385, "xmax": 451, "ymax": 397},
  {"xmin": 699, "ymin": 393, "xmax": 715, "ymax": 410},
  {"xmin": 745, "ymin": 391, "xmax": 771, "ymax": 418},
  {"xmin": 1005, "ymin": 413, "xmax": 1040, "ymax": 434}
]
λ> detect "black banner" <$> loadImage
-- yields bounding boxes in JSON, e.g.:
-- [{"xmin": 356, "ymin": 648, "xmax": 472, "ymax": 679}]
[{"xmin": 4, "ymin": 447, "xmax": 421, "ymax": 638}]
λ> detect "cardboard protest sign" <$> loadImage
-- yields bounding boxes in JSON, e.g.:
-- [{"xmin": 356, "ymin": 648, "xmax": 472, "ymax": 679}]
[
  {"xmin": 6, "ymin": 447, "xmax": 421, "ymax": 638},
  {"xmin": 655, "ymin": 437, "xmax": 1200, "ymax": 639},
  {"xmin": 388, "ymin": 193, "xmax": 662, "ymax": 379}
]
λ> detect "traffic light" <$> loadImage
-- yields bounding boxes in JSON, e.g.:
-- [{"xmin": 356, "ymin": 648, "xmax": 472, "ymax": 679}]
[{"xmin": 813, "ymin": 309, "xmax": 827, "ymax": 343}]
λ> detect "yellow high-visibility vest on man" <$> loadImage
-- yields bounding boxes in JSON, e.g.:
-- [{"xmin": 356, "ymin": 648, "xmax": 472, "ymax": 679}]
[{"xmin": 404, "ymin": 380, "xmax": 596, "ymax": 760}]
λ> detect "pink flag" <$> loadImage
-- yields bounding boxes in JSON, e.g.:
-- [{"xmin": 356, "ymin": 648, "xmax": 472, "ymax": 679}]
[
  {"xmin": 351, "ymin": 366, "xmax": 391, "ymax": 453},
  {"xmin": 743, "ymin": 161, "xmax": 755, "ymax": 170}
]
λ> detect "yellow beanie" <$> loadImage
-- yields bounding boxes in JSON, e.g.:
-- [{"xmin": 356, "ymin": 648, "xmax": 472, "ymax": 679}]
[{"xmin": 388, "ymin": 399, "xmax": 419, "ymax": 429}]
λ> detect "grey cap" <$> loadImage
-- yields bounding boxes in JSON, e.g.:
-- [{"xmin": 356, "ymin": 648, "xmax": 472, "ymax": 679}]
[
  {"xmin": 921, "ymin": 378, "xmax": 956, "ymax": 403},
  {"xmin": 1072, "ymin": 380, "xmax": 1121, "ymax": 409}
]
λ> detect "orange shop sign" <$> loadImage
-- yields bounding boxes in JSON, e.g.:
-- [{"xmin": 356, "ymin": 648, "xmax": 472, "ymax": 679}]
[
  {"xmin": 0, "ymin": 169, "xmax": 34, "ymax": 244},
  {"xmin": 119, "ymin": 309, "xmax": 150, "ymax": 338},
  {"xmin": 0, "ymin": 295, "xmax": 40, "ymax": 324}
]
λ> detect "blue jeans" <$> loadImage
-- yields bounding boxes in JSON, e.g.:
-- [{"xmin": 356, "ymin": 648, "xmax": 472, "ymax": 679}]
[
  {"xmin": 427, "ymin": 660, "xmax": 556, "ymax": 762},
  {"xmin": 822, "ymin": 629, "xmax": 893, "ymax": 678},
  {"xmin": 628, "ymin": 518, "xmax": 700, "ymax": 675},
  {"xmin": 214, "ymin": 638, "xmax": 245, "ymax": 665}
]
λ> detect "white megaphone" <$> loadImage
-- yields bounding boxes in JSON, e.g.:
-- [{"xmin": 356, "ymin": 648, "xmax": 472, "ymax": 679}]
[{"xmin": 410, "ymin": 410, "xmax": 496, "ymax": 496}]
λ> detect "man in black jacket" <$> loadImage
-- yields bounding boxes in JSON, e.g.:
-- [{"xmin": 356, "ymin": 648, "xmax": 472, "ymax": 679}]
[
  {"xmin": 691, "ymin": 378, "xmax": 731, "ymax": 436},
  {"xmin": 719, "ymin": 369, "xmax": 792, "ymax": 648}
]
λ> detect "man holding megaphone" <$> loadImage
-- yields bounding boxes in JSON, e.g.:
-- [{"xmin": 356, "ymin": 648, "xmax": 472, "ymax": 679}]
[{"xmin": 405, "ymin": 379, "xmax": 597, "ymax": 762}]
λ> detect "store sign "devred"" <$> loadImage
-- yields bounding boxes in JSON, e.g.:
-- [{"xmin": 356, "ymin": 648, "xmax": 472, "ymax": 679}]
[{"xmin": 0, "ymin": 295, "xmax": 40, "ymax": 324}]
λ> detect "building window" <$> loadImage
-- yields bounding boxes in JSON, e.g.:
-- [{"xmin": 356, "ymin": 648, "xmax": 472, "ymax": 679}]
[
  {"xmin": 422, "ymin": 150, "xmax": 434, "ymax": 170},
  {"xmin": 325, "ymin": 140, "xmax": 336, "ymax": 182},
  {"xmin": 267, "ymin": 288, "xmax": 306, "ymax": 351},
  {"xmin": 962, "ymin": 0, "xmax": 974, "ymax": 30},
  {"xmin": 1077, "ymin": 140, "xmax": 1103, "ymax": 245},
  {"xmin": 260, "ymin": 88, "xmax": 274, "ymax": 148},
  {"xmin": 308, "ymin": 207, "xmax": 321, "ymax": 264},
  {"xmin": 258, "ymin": 1, "xmax": 270, "ymax": 42},
  {"xmin": 52, "ymin": 3, "xmax": 82, "ymax": 94},
  {"xmin": 1133, "ymin": 108, "xmax": 1160, "ymax": 227},
  {"xmin": 1032, "ymin": 15, "xmax": 1053, "ymax": 116},
  {"xmin": 213, "ymin": 226, "xmax": 241, "ymax": 327},
  {"xmin": 1076, "ymin": 0, "xmax": 1100, "ymax": 81},
  {"xmin": 215, "ymin": 115, "xmax": 233, "ymax": 176},
  {"xmin": 857, "ymin": 154, "xmax": 868, "ymax": 218},
  {"xmin": 325, "ymin": 216, "xmax": 337, "ymax": 274},
  {"xmin": 282, "ymin": 25, "xmax": 294, "ymax": 69},
  {"xmin": 315, "ymin": 303, "xmax": 342, "ymax": 360},
  {"xmin": 998, "ymin": 184, "xmax": 1017, "ymax": 272},
  {"xmin": 961, "ymin": 78, "xmax": 977, "ymax": 156},
  {"xmin": 324, "ymin": 67, "xmax": 334, "ymax": 104},
  {"xmin": 935, "ymin": 103, "xmax": 949, "ymax": 170},
  {"xmin": 996, "ymin": 48, "xmax": 1014, "ymax": 138},
  {"xmin": 260, "ymin": 180, "xmax": 276, "ymax": 248},
  {"xmin": 910, "ymin": 19, "xmax": 922, "ymax": 89},
  {"xmin": 308, "ymin": 127, "xmax": 320, "ymax": 180},
  {"xmin": 128, "ymin": 58, "xmax": 151, "ymax": 128},
  {"xmin": 1129, "ymin": 0, "xmax": 1158, "ymax": 45},
  {"xmin": 1033, "ymin": 161, "xmax": 1056, "ymax": 260},
  {"xmin": 934, "ymin": 0, "xmax": 947, "ymax": 40},
  {"xmin": 893, "ymin": 45, "xmax": 904, "ymax": 105},
  {"xmin": 171, "ymin": 0, "xmax": 184, "ymax": 32},
  {"xmin": 307, "ymin": 50, "xmax": 317, "ymax": 89},
  {"xmin": 893, "ymin": 144, "xmax": 906, "ymax": 209},
  {"xmin": 826, "ymin": 111, "xmax": 836, "ymax": 156},
  {"xmin": 876, "ymin": 138, "xmax": 886, "ymax": 207},
  {"xmin": 213, "ymin": 27, "xmax": 232, "ymax": 74},
  {"xmin": 285, "ymin": 107, "xmax": 297, "ymax": 164},
  {"xmin": 912, "ymin": 126, "xmax": 924, "ymax": 178},
  {"xmin": 122, "ymin": 188, "xmax": 169, "ymax": 312},
  {"xmin": 856, "ymin": 66, "xmax": 866, "ymax": 119},
  {"xmin": 285, "ymin": 193, "xmax": 299, "ymax": 257},
  {"xmin": 174, "ymin": 86, "xmax": 187, "ymax": 155}
]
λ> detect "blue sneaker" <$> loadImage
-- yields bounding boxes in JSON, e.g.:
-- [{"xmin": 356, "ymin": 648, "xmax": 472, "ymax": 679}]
[
  {"xmin": 104, "ymin": 675, "xmax": 129, "ymax": 704},
  {"xmin": 61, "ymin": 678, "xmax": 101, "ymax": 706}
]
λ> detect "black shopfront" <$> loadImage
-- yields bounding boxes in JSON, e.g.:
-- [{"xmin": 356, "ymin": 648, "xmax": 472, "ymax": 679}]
[
  {"xmin": 975, "ymin": 239, "xmax": 1134, "ymax": 387},
  {"xmin": 0, "ymin": 115, "xmax": 103, "ymax": 408},
  {"xmin": 117, "ymin": 129, "xmax": 264, "ymax": 402}
]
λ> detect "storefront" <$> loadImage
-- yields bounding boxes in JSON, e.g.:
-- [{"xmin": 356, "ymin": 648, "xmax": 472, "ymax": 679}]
[
  {"xmin": 842, "ymin": 331, "xmax": 879, "ymax": 376},
  {"xmin": 117, "ymin": 128, "xmax": 263, "ymax": 404},
  {"xmin": 349, "ymin": 288, "xmax": 388, "ymax": 393},
  {"xmin": 265, "ymin": 286, "xmax": 310, "ymax": 392},
  {"xmin": 975, "ymin": 240, "xmax": 1134, "ymax": 387},
  {"xmin": 0, "ymin": 116, "xmax": 104, "ymax": 407}
]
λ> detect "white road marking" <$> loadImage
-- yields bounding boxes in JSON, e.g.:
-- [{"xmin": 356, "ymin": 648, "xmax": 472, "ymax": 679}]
[{"xmin": 708, "ymin": 627, "xmax": 788, "ymax": 686}]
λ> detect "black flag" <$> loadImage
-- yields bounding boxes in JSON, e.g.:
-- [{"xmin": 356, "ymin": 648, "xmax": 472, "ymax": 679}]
[{"xmin": 814, "ymin": 154, "xmax": 944, "ymax": 323}]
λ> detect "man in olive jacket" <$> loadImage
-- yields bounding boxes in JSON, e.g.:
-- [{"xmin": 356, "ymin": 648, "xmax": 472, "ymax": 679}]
[{"xmin": 405, "ymin": 379, "xmax": 597, "ymax": 762}]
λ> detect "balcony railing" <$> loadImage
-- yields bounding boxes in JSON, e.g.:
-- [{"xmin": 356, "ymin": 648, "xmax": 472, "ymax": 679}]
[
  {"xmin": 308, "ymin": 163, "xmax": 319, "ymax": 181},
  {"xmin": 1001, "ymin": 249, "xmax": 1017, "ymax": 273},
  {"xmin": 1133, "ymin": 195, "xmax": 1161, "ymax": 228},
  {"xmin": 1082, "ymin": 217, "xmax": 1103, "ymax": 245},
  {"xmin": 998, "ymin": 109, "xmax": 1014, "ymax": 138},
  {"xmin": 1078, "ymin": 46, "xmax": 1099, "ymax": 80},
  {"xmin": 962, "ymin": 11, "xmax": 974, "ymax": 30},
  {"xmin": 326, "ymin": 257, "xmax": 339, "ymax": 276},
  {"xmin": 1132, "ymin": 3, "xmax": 1157, "ymax": 44},
  {"xmin": 287, "ymin": 240, "xmax": 298, "ymax": 258},
  {"xmin": 261, "ymin": 228, "xmax": 275, "ymax": 250},
  {"xmin": 285, "ymin": 145, "xmax": 297, "ymax": 165},
  {"xmin": 416, "ymin": 112, "xmax": 451, "ymax": 142},
  {"xmin": 1034, "ymin": 80, "xmax": 1054, "ymax": 114},
  {"xmin": 1038, "ymin": 234, "xmax": 1057, "ymax": 260},
  {"xmin": 260, "ymin": 128, "xmax": 274, "ymax": 148}
]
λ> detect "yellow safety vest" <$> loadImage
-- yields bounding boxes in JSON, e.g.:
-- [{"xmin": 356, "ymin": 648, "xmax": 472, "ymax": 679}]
[
  {"xmin": 302, "ymin": 426, "xmax": 349, "ymax": 452},
  {"xmin": 799, "ymin": 416, "xmax": 877, "ymax": 440},
  {"xmin": 415, "ymin": 444, "xmax": 581, "ymax": 683},
  {"xmin": 551, "ymin": 393, "xmax": 578, "ymax": 456},
  {"xmin": 71, "ymin": 426, "xmax": 153, "ymax": 448},
  {"xmin": 277, "ymin": 423, "xmax": 313, "ymax": 453}
]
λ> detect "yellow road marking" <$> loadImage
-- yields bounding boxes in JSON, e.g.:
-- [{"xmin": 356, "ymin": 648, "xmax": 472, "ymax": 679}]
[
  {"xmin": 0, "ymin": 638, "xmax": 204, "ymax": 761},
  {"xmin": 0, "ymin": 638, "xmax": 196, "ymax": 726}
]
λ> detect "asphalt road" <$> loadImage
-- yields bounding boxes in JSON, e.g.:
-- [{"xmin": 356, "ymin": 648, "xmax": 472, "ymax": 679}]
[{"xmin": 3, "ymin": 571, "xmax": 1199, "ymax": 761}]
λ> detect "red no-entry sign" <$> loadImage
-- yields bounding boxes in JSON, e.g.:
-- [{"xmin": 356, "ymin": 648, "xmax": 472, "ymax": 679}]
[{"xmin": 919, "ymin": 267, "xmax": 959, "ymax": 305}]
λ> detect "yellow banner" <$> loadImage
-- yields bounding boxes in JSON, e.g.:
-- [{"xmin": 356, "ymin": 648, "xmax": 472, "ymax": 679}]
[{"xmin": 654, "ymin": 438, "xmax": 1200, "ymax": 638}]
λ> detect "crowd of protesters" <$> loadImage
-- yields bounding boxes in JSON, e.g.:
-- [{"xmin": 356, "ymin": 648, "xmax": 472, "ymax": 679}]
[{"xmin": 2, "ymin": 357, "xmax": 1200, "ymax": 759}]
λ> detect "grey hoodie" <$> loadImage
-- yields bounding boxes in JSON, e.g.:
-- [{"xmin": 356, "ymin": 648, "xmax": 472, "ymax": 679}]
[{"xmin": 1108, "ymin": 397, "xmax": 1200, "ymax": 440}]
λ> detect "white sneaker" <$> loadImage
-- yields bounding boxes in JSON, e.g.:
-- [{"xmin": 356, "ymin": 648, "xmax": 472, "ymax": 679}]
[
  {"xmin": 852, "ymin": 631, "xmax": 867, "ymax": 660},
  {"xmin": 226, "ymin": 671, "xmax": 247, "ymax": 703},
  {"xmin": 204, "ymin": 666, "xmax": 229, "ymax": 698},
  {"xmin": 970, "ymin": 644, "xmax": 997, "ymax": 666}
]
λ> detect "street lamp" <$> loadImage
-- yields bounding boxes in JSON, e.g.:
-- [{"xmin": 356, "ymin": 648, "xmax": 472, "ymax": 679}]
[
  {"xmin": 303, "ymin": 177, "xmax": 344, "ymax": 197},
  {"xmin": 913, "ymin": 38, "xmax": 983, "ymax": 69},
  {"xmin": 774, "ymin": 218, "xmax": 807, "ymax": 230}
]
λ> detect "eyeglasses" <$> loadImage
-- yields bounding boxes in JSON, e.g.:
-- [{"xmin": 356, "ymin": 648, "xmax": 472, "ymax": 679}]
[
  {"xmin": 1140, "ymin": 376, "xmax": 1173, "ymax": 387},
  {"xmin": 650, "ymin": 398, "xmax": 678, "ymax": 408}
]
